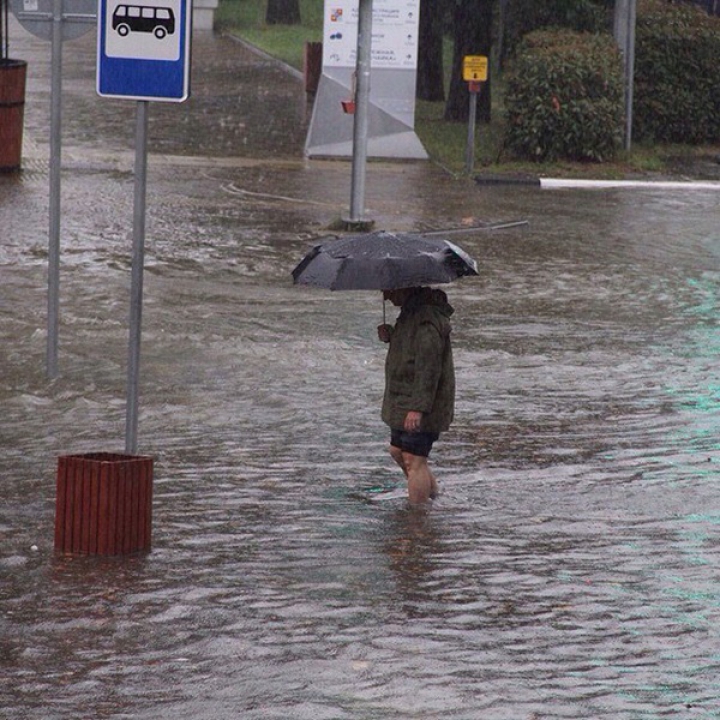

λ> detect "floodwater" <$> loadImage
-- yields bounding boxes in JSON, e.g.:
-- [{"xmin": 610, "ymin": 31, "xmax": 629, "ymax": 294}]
[{"xmin": 3, "ymin": 21, "xmax": 720, "ymax": 720}]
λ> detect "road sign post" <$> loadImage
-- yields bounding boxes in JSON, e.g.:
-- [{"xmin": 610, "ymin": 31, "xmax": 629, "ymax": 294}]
[
  {"xmin": 96, "ymin": 0, "xmax": 192, "ymax": 453},
  {"xmin": 125, "ymin": 100, "xmax": 148, "ymax": 455},
  {"xmin": 11, "ymin": 0, "xmax": 96, "ymax": 378},
  {"xmin": 463, "ymin": 55, "xmax": 488, "ymax": 175}
]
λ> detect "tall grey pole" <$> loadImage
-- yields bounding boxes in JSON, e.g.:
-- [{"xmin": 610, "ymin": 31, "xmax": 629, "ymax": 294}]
[
  {"xmin": 125, "ymin": 100, "xmax": 149, "ymax": 455},
  {"xmin": 465, "ymin": 89, "xmax": 478, "ymax": 174},
  {"xmin": 614, "ymin": 0, "xmax": 636, "ymax": 151},
  {"xmin": 348, "ymin": 0, "xmax": 372, "ymax": 222},
  {"xmin": 46, "ymin": 0, "xmax": 63, "ymax": 379}
]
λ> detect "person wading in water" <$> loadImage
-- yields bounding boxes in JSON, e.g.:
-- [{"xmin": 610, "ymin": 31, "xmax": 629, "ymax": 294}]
[{"xmin": 377, "ymin": 287, "xmax": 455, "ymax": 505}]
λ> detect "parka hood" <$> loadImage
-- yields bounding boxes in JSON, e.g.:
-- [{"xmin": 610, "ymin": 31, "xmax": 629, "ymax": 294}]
[{"xmin": 404, "ymin": 287, "xmax": 454, "ymax": 318}]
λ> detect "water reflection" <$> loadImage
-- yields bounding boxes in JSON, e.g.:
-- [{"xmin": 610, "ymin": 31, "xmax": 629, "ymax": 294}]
[{"xmin": 383, "ymin": 507, "xmax": 442, "ymax": 618}]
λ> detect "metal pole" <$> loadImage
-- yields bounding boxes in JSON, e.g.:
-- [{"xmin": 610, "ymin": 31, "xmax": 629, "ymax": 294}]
[
  {"xmin": 613, "ymin": 0, "xmax": 628, "ymax": 52},
  {"xmin": 125, "ymin": 100, "xmax": 149, "ymax": 455},
  {"xmin": 465, "ymin": 88, "xmax": 478, "ymax": 174},
  {"xmin": 1, "ymin": 0, "xmax": 8, "ymax": 59},
  {"xmin": 46, "ymin": 0, "xmax": 63, "ymax": 379},
  {"xmin": 624, "ymin": 0, "xmax": 636, "ymax": 151},
  {"xmin": 348, "ymin": 0, "xmax": 372, "ymax": 222},
  {"xmin": 614, "ymin": 0, "xmax": 636, "ymax": 151}
]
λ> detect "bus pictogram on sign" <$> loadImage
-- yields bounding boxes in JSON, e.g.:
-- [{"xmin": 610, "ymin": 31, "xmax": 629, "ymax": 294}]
[{"xmin": 112, "ymin": 4, "xmax": 176, "ymax": 39}]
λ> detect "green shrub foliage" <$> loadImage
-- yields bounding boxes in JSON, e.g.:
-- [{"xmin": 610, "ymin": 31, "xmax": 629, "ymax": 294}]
[
  {"xmin": 634, "ymin": 0, "xmax": 720, "ymax": 143},
  {"xmin": 504, "ymin": 29, "xmax": 624, "ymax": 162}
]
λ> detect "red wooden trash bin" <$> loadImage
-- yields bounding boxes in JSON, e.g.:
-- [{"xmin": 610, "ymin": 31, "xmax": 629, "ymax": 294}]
[
  {"xmin": 0, "ymin": 60, "xmax": 28, "ymax": 173},
  {"xmin": 54, "ymin": 453, "xmax": 153, "ymax": 556}
]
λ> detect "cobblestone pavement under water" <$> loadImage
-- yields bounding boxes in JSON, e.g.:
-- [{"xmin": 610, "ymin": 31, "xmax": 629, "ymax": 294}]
[{"xmin": 2, "ymin": 19, "xmax": 720, "ymax": 720}]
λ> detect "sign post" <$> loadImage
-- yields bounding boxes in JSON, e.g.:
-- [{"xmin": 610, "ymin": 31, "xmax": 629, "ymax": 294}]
[
  {"xmin": 125, "ymin": 99, "xmax": 149, "ymax": 455},
  {"xmin": 96, "ymin": 0, "xmax": 192, "ymax": 453},
  {"xmin": 11, "ymin": 0, "xmax": 96, "ymax": 379},
  {"xmin": 463, "ymin": 55, "xmax": 488, "ymax": 174}
]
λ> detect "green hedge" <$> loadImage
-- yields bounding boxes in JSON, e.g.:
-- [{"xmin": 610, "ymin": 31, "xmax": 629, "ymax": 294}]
[
  {"xmin": 504, "ymin": 29, "xmax": 624, "ymax": 162},
  {"xmin": 634, "ymin": 0, "xmax": 720, "ymax": 143}
]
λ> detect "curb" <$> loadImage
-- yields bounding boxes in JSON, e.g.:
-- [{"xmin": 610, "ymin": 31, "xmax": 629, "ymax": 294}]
[
  {"xmin": 475, "ymin": 174, "xmax": 720, "ymax": 191},
  {"xmin": 541, "ymin": 178, "xmax": 720, "ymax": 190},
  {"xmin": 223, "ymin": 32, "xmax": 305, "ymax": 82},
  {"xmin": 474, "ymin": 174, "xmax": 540, "ymax": 187}
]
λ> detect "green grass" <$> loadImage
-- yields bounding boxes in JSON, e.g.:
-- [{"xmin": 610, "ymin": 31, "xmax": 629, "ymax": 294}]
[
  {"xmin": 215, "ymin": 0, "xmax": 720, "ymax": 178},
  {"xmin": 214, "ymin": 0, "xmax": 322, "ymax": 69}
]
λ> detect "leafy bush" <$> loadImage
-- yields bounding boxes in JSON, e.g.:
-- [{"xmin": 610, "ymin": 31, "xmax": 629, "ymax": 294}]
[
  {"xmin": 504, "ymin": 29, "xmax": 624, "ymax": 162},
  {"xmin": 633, "ymin": 0, "xmax": 720, "ymax": 143}
]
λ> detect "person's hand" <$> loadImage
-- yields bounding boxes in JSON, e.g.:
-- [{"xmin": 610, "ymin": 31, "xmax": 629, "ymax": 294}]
[
  {"xmin": 404, "ymin": 410, "xmax": 423, "ymax": 433},
  {"xmin": 377, "ymin": 324, "xmax": 393, "ymax": 343}
]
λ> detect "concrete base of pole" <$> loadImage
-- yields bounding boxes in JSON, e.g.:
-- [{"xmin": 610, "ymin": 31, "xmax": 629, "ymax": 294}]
[{"xmin": 339, "ymin": 217, "xmax": 375, "ymax": 232}]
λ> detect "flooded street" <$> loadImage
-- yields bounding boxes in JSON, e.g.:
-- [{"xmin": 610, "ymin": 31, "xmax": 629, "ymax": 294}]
[{"xmin": 3, "ymin": 21, "xmax": 720, "ymax": 720}]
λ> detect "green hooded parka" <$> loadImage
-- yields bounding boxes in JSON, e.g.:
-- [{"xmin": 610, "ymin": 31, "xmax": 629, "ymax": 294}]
[{"xmin": 381, "ymin": 288, "xmax": 455, "ymax": 433}]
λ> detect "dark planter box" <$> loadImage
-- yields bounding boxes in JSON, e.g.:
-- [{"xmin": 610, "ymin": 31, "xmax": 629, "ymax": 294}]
[
  {"xmin": 0, "ymin": 59, "xmax": 27, "ymax": 172},
  {"xmin": 54, "ymin": 453, "xmax": 154, "ymax": 556}
]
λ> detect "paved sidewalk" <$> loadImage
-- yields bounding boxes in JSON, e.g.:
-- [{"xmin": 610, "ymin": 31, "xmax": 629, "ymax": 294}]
[
  {"xmin": 14, "ymin": 16, "xmax": 311, "ymax": 167},
  {"xmin": 12, "ymin": 14, "xmax": 485, "ymax": 233}
]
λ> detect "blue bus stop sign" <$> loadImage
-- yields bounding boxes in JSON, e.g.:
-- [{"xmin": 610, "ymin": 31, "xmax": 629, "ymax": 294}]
[{"xmin": 97, "ymin": 0, "xmax": 192, "ymax": 101}]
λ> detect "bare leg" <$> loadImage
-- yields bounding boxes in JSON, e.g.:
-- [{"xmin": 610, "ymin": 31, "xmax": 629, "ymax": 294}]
[
  {"xmin": 390, "ymin": 445, "xmax": 439, "ymax": 502},
  {"xmin": 402, "ymin": 451, "xmax": 436, "ymax": 505},
  {"xmin": 429, "ymin": 470, "xmax": 439, "ymax": 499},
  {"xmin": 389, "ymin": 444, "xmax": 409, "ymax": 478}
]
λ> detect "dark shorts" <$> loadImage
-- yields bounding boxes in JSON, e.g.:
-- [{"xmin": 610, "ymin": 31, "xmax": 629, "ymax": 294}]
[{"xmin": 390, "ymin": 429, "xmax": 440, "ymax": 458}]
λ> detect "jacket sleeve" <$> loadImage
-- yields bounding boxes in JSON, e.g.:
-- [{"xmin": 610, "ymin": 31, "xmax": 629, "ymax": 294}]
[{"xmin": 409, "ymin": 320, "xmax": 445, "ymax": 414}]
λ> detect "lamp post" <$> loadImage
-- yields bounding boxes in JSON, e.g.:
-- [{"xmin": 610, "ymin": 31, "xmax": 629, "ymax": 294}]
[{"xmin": 347, "ymin": 0, "xmax": 372, "ymax": 227}]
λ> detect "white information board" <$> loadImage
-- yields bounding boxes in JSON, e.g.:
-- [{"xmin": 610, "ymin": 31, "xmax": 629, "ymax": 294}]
[
  {"xmin": 306, "ymin": 0, "xmax": 426, "ymax": 159},
  {"xmin": 323, "ymin": 0, "xmax": 419, "ymax": 69}
]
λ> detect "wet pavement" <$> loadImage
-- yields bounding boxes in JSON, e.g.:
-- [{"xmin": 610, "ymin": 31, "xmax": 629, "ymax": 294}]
[{"xmin": 3, "ymin": 17, "xmax": 720, "ymax": 720}]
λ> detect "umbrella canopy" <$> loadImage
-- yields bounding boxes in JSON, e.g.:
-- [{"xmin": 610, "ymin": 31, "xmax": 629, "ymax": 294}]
[{"xmin": 291, "ymin": 231, "xmax": 479, "ymax": 291}]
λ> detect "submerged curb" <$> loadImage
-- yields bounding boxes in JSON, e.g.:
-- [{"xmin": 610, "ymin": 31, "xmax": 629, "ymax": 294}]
[
  {"xmin": 475, "ymin": 174, "xmax": 720, "ymax": 191},
  {"xmin": 224, "ymin": 32, "xmax": 305, "ymax": 82},
  {"xmin": 474, "ymin": 174, "xmax": 541, "ymax": 187},
  {"xmin": 541, "ymin": 178, "xmax": 720, "ymax": 190}
]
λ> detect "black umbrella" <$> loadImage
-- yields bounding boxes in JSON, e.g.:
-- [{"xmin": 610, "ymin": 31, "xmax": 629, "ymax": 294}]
[{"xmin": 291, "ymin": 231, "xmax": 479, "ymax": 291}]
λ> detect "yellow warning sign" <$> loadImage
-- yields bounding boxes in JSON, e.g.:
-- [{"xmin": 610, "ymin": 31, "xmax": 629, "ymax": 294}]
[{"xmin": 463, "ymin": 55, "xmax": 488, "ymax": 82}]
